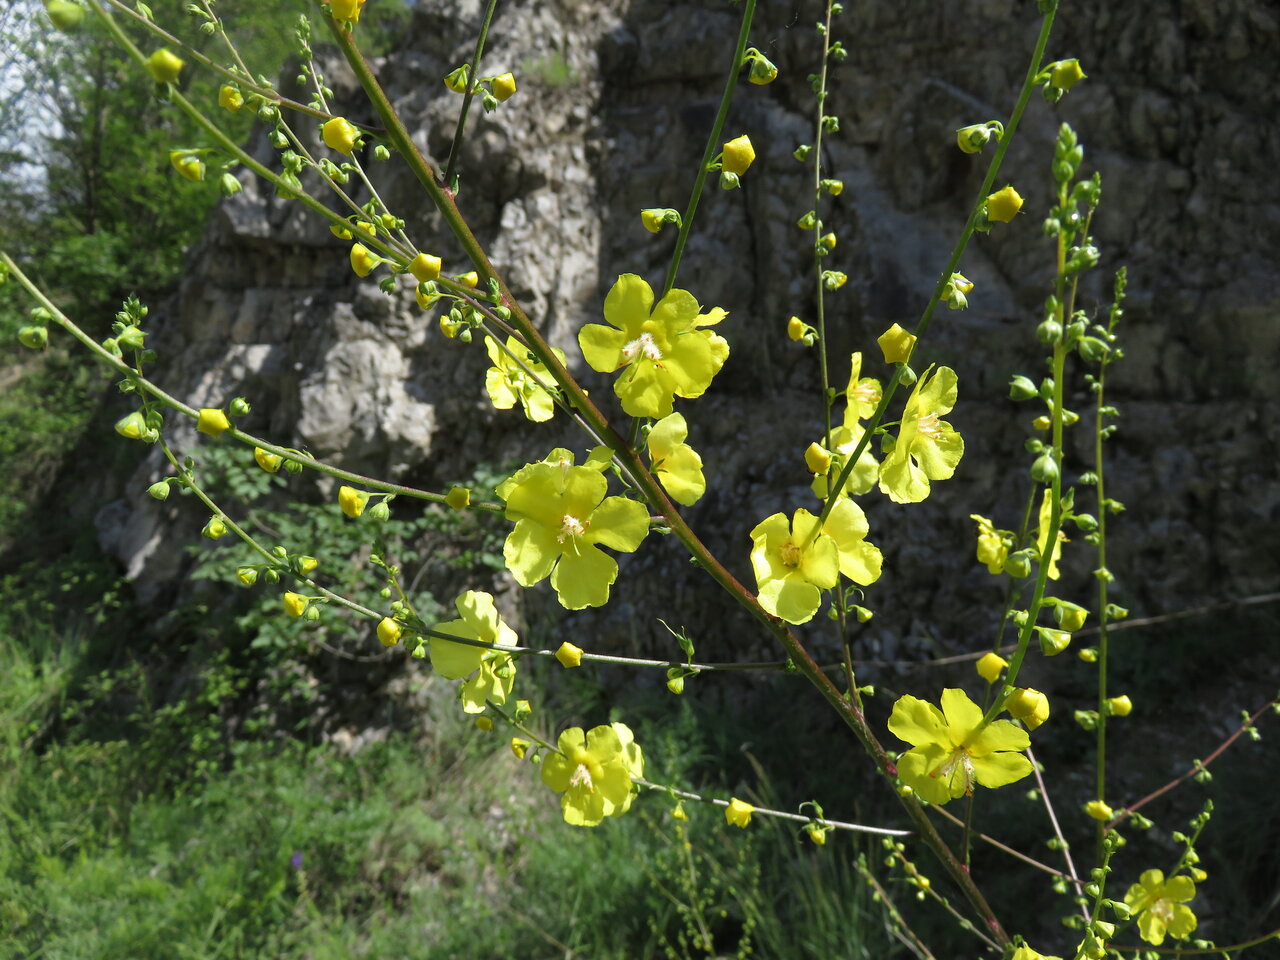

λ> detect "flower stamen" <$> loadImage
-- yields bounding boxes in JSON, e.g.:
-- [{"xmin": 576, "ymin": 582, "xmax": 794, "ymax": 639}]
[{"xmin": 558, "ymin": 514, "xmax": 587, "ymax": 543}]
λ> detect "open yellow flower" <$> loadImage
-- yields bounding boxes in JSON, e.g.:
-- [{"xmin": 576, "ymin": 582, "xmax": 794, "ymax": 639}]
[
  {"xmin": 578, "ymin": 274, "xmax": 728, "ymax": 419},
  {"xmin": 429, "ymin": 590, "xmax": 518, "ymax": 714},
  {"xmin": 541, "ymin": 723, "xmax": 639, "ymax": 826},
  {"xmin": 484, "ymin": 335, "xmax": 564, "ymax": 423},
  {"xmin": 647, "ymin": 412, "xmax": 705, "ymax": 506},
  {"xmin": 1124, "ymin": 870, "xmax": 1198, "ymax": 946},
  {"xmin": 878, "ymin": 365, "xmax": 964, "ymax": 504},
  {"xmin": 888, "ymin": 689, "xmax": 1032, "ymax": 804}
]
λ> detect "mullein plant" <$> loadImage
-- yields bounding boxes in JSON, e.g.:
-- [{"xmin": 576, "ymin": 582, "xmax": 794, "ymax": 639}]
[{"xmin": 7, "ymin": 0, "xmax": 1276, "ymax": 956}]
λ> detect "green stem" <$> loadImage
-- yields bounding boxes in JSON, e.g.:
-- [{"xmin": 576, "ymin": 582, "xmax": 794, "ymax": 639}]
[
  {"xmin": 812, "ymin": 1, "xmax": 835, "ymax": 454},
  {"xmin": 661, "ymin": 0, "xmax": 757, "ymax": 296},
  {"xmin": 443, "ymin": 0, "xmax": 501, "ymax": 191},
  {"xmin": 812, "ymin": 1, "xmax": 1058, "ymax": 535}
]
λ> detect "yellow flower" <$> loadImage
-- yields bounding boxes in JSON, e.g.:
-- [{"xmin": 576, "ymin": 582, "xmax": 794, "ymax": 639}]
[
  {"xmin": 430, "ymin": 590, "xmax": 519, "ymax": 714},
  {"xmin": 409, "ymin": 253, "xmax": 442, "ymax": 282},
  {"xmin": 197, "ymin": 408, "xmax": 231, "ymax": 437},
  {"xmin": 805, "ymin": 822, "xmax": 828, "ymax": 845},
  {"xmin": 888, "ymin": 688, "xmax": 1033, "ymax": 805},
  {"xmin": 1124, "ymin": 870, "xmax": 1198, "ymax": 946},
  {"xmin": 458, "ymin": 271, "xmax": 479, "ymax": 288},
  {"xmin": 350, "ymin": 243, "xmax": 379, "ymax": 278},
  {"xmin": 296, "ymin": 556, "xmax": 318, "ymax": 575},
  {"xmin": 555, "ymin": 641, "xmax": 583, "ymax": 668},
  {"xmin": 647, "ymin": 412, "xmax": 706, "ymax": 506},
  {"xmin": 283, "ymin": 592, "xmax": 307, "ymax": 617},
  {"xmin": 725, "ymin": 798, "xmax": 754, "ymax": 828},
  {"xmin": 254, "ymin": 447, "xmax": 283, "ymax": 473},
  {"xmin": 1011, "ymin": 946, "xmax": 1063, "ymax": 960},
  {"xmin": 510, "ymin": 738, "xmax": 529, "ymax": 759},
  {"xmin": 492, "ymin": 72, "xmax": 517, "ymax": 102},
  {"xmin": 787, "ymin": 316, "xmax": 805, "ymax": 341},
  {"xmin": 1006, "ymin": 688, "xmax": 1050, "ymax": 730},
  {"xmin": 975, "ymin": 652, "xmax": 1008, "ymax": 684},
  {"xmin": 377, "ymin": 617, "xmax": 402, "ymax": 647},
  {"xmin": 145, "ymin": 48, "xmax": 184, "ymax": 84},
  {"xmin": 541, "ymin": 724, "xmax": 640, "ymax": 826},
  {"xmin": 338, "ymin": 485, "xmax": 368, "ymax": 518},
  {"xmin": 876, "ymin": 323, "xmax": 916, "ymax": 364},
  {"xmin": 878, "ymin": 365, "xmax": 964, "ymax": 504},
  {"xmin": 170, "ymin": 152, "xmax": 205, "ymax": 182},
  {"xmin": 329, "ymin": 0, "xmax": 367, "ymax": 22},
  {"xmin": 1084, "ymin": 799, "xmax": 1113, "ymax": 821},
  {"xmin": 445, "ymin": 486, "xmax": 471, "ymax": 510},
  {"xmin": 721, "ymin": 135, "xmax": 755, "ymax": 176},
  {"xmin": 820, "ymin": 232, "xmax": 837, "ymax": 251},
  {"xmin": 1036, "ymin": 490, "xmax": 1068, "ymax": 580},
  {"xmin": 218, "ymin": 85, "xmax": 243, "ymax": 112},
  {"xmin": 322, "ymin": 117, "xmax": 358, "ymax": 155},
  {"xmin": 986, "ymin": 185, "xmax": 1024, "ymax": 223},
  {"xmin": 804, "ymin": 442, "xmax": 831, "ymax": 475}
]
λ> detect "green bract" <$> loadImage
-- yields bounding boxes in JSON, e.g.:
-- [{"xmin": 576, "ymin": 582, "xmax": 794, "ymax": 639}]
[
  {"xmin": 749, "ymin": 501, "xmax": 881, "ymax": 625},
  {"xmin": 888, "ymin": 689, "xmax": 1033, "ymax": 805},
  {"xmin": 429, "ymin": 590, "xmax": 518, "ymax": 713},
  {"xmin": 878, "ymin": 364, "xmax": 965, "ymax": 503},
  {"xmin": 484, "ymin": 335, "xmax": 564, "ymax": 423},
  {"xmin": 647, "ymin": 413, "xmax": 705, "ymax": 506},
  {"xmin": 541, "ymin": 722, "xmax": 641, "ymax": 826},
  {"xmin": 497, "ymin": 449, "xmax": 649, "ymax": 610},
  {"xmin": 578, "ymin": 274, "xmax": 728, "ymax": 418}
]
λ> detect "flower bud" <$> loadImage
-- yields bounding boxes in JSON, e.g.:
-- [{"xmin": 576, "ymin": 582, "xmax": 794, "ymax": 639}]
[
  {"xmin": 796, "ymin": 210, "xmax": 816, "ymax": 229},
  {"xmin": 747, "ymin": 52, "xmax": 778, "ymax": 85},
  {"xmin": 408, "ymin": 253, "xmax": 441, "ymax": 283},
  {"xmin": 955, "ymin": 123, "xmax": 993, "ymax": 154},
  {"xmin": 1008, "ymin": 375, "xmax": 1038, "ymax": 401},
  {"xmin": 985, "ymin": 185, "xmax": 1024, "ymax": 223},
  {"xmin": 665, "ymin": 671, "xmax": 685, "ymax": 695},
  {"xmin": 377, "ymin": 617, "xmax": 403, "ymax": 647},
  {"xmin": 145, "ymin": 48, "xmax": 185, "ymax": 84},
  {"xmin": 787, "ymin": 316, "xmax": 806, "ymax": 341},
  {"xmin": 510, "ymin": 738, "xmax": 529, "ymax": 759},
  {"xmin": 338, "ymin": 485, "xmax": 368, "ymax": 518},
  {"xmin": 1105, "ymin": 695, "xmax": 1132, "ymax": 717},
  {"xmin": 322, "ymin": 117, "xmax": 358, "ymax": 155},
  {"xmin": 445, "ymin": 486, "xmax": 471, "ymax": 510},
  {"xmin": 444, "ymin": 65, "xmax": 470, "ymax": 93},
  {"xmin": 805, "ymin": 823, "xmax": 828, "ymax": 845},
  {"xmin": 721, "ymin": 135, "xmax": 755, "ymax": 176},
  {"xmin": 554, "ymin": 641, "xmax": 583, "ymax": 668},
  {"xmin": 283, "ymin": 592, "xmax": 307, "ymax": 617},
  {"xmin": 823, "ymin": 271, "xmax": 847, "ymax": 290},
  {"xmin": 350, "ymin": 243, "xmax": 379, "ymax": 278},
  {"xmin": 804, "ymin": 442, "xmax": 831, "ymax": 475},
  {"xmin": 876, "ymin": 323, "xmax": 916, "ymax": 364},
  {"xmin": 218, "ymin": 85, "xmax": 243, "ymax": 112},
  {"xmin": 367, "ymin": 501, "xmax": 390, "ymax": 522},
  {"xmin": 254, "ymin": 447, "xmax": 283, "ymax": 473},
  {"xmin": 236, "ymin": 567, "xmax": 258, "ymax": 586},
  {"xmin": 821, "ymin": 178, "xmax": 843, "ymax": 196},
  {"xmin": 1050, "ymin": 59, "xmax": 1086, "ymax": 91},
  {"xmin": 671, "ymin": 800, "xmax": 688, "ymax": 820},
  {"xmin": 718, "ymin": 171, "xmax": 740, "ymax": 190},
  {"xmin": 45, "ymin": 0, "xmax": 85, "ymax": 32},
  {"xmin": 820, "ymin": 232, "xmax": 837, "ymax": 252},
  {"xmin": 202, "ymin": 516, "xmax": 228, "ymax": 540},
  {"xmin": 975, "ymin": 652, "xmax": 1008, "ymax": 684},
  {"xmin": 197, "ymin": 408, "xmax": 231, "ymax": 437},
  {"xmin": 329, "ymin": 0, "xmax": 367, "ymax": 22},
  {"xmin": 725, "ymin": 798, "xmax": 754, "ymax": 828},
  {"xmin": 296, "ymin": 555, "xmax": 318, "ymax": 576},
  {"xmin": 169, "ymin": 152, "xmax": 205, "ymax": 182},
  {"xmin": 1031, "ymin": 452, "xmax": 1059, "ymax": 484},
  {"xmin": 147, "ymin": 480, "xmax": 171, "ymax": 501},
  {"xmin": 114, "ymin": 411, "xmax": 149, "ymax": 441},
  {"xmin": 1078, "ymin": 336, "xmax": 1110, "ymax": 364},
  {"xmin": 491, "ymin": 72, "xmax": 517, "ymax": 102},
  {"xmin": 1006, "ymin": 687, "xmax": 1050, "ymax": 730},
  {"xmin": 1083, "ymin": 799, "xmax": 1113, "ymax": 821},
  {"xmin": 18, "ymin": 326, "xmax": 48, "ymax": 349},
  {"xmin": 1038, "ymin": 627, "xmax": 1071, "ymax": 656},
  {"xmin": 1004, "ymin": 550, "xmax": 1033, "ymax": 578},
  {"xmin": 1054, "ymin": 601, "xmax": 1088, "ymax": 632},
  {"xmin": 1077, "ymin": 646, "xmax": 1098, "ymax": 663},
  {"xmin": 457, "ymin": 271, "xmax": 479, "ymax": 289}
]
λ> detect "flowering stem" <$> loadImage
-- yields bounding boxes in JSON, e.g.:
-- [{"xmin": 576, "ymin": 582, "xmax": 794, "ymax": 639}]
[
  {"xmin": 0, "ymin": 254, "xmax": 498, "ymax": 515},
  {"xmin": 811, "ymin": 0, "xmax": 836, "ymax": 453},
  {"xmin": 1026, "ymin": 745, "xmax": 1087, "ymax": 919},
  {"xmin": 854, "ymin": 857, "xmax": 940, "ymax": 960},
  {"xmin": 811, "ymin": 1, "xmax": 1058, "ymax": 536},
  {"xmin": 443, "ymin": 0, "xmax": 501, "ymax": 191},
  {"xmin": 1110, "ymin": 694, "xmax": 1278, "ymax": 827},
  {"xmin": 632, "ymin": 778, "xmax": 911, "ymax": 838},
  {"xmin": 660, "ymin": 0, "xmax": 757, "ymax": 297}
]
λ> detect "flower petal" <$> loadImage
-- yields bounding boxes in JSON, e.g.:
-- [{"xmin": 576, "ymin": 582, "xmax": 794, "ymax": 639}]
[
  {"xmin": 428, "ymin": 620, "xmax": 483, "ymax": 679},
  {"xmin": 970, "ymin": 718, "xmax": 1031, "ymax": 754},
  {"xmin": 603, "ymin": 273, "xmax": 655, "ymax": 334},
  {"xmin": 939, "ymin": 688, "xmax": 984, "ymax": 734},
  {"xmin": 759, "ymin": 575, "xmax": 821, "ymax": 624},
  {"xmin": 887, "ymin": 695, "xmax": 948, "ymax": 747},
  {"xmin": 970, "ymin": 751, "xmax": 1034, "ymax": 789},
  {"xmin": 578, "ymin": 323, "xmax": 628, "ymax": 373},
  {"xmin": 897, "ymin": 745, "xmax": 953, "ymax": 805},
  {"xmin": 587, "ymin": 496, "xmax": 650, "ymax": 553},
  {"xmin": 504, "ymin": 518, "xmax": 560, "ymax": 586},
  {"xmin": 551, "ymin": 543, "xmax": 618, "ymax": 609}
]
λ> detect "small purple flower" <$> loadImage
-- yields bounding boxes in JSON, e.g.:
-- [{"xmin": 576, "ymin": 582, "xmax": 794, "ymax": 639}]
[{"xmin": 290, "ymin": 851, "xmax": 304, "ymax": 870}]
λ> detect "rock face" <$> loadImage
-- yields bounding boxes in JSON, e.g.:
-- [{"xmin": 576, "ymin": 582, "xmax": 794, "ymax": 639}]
[{"xmin": 102, "ymin": 0, "xmax": 1279, "ymax": 665}]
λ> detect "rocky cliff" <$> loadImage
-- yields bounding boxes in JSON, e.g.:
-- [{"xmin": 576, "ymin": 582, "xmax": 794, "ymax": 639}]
[{"xmin": 98, "ymin": 0, "xmax": 1280, "ymax": 667}]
